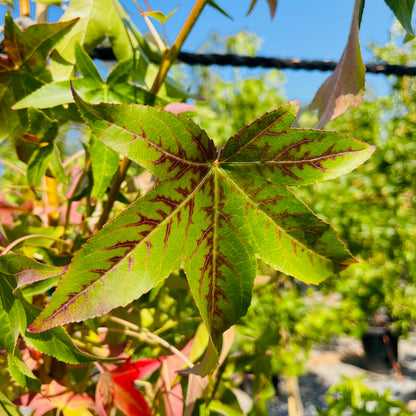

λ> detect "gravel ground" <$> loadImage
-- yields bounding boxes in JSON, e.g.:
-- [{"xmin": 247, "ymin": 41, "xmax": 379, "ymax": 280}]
[{"xmin": 268, "ymin": 333, "xmax": 416, "ymax": 415}]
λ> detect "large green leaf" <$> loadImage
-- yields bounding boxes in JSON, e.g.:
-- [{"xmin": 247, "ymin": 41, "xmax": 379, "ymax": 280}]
[
  {"xmin": 0, "ymin": 12, "xmax": 78, "ymax": 144},
  {"xmin": 50, "ymin": 0, "xmax": 133, "ymax": 81},
  {"xmin": 14, "ymin": 45, "xmax": 165, "ymax": 109},
  {"xmin": 310, "ymin": 0, "xmax": 365, "ymax": 128},
  {"xmin": 384, "ymin": 0, "xmax": 415, "ymax": 36},
  {"xmin": 29, "ymin": 98, "xmax": 374, "ymax": 375}
]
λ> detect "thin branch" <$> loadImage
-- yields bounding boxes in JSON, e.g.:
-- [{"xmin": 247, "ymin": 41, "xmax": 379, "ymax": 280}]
[
  {"xmin": 150, "ymin": 0, "xmax": 209, "ymax": 94},
  {"xmin": 108, "ymin": 316, "xmax": 194, "ymax": 368},
  {"xmin": 1, "ymin": 234, "xmax": 71, "ymax": 255},
  {"xmin": 0, "ymin": 158, "xmax": 25, "ymax": 175}
]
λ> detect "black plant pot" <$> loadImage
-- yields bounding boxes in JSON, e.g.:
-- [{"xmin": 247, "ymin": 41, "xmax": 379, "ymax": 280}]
[{"xmin": 362, "ymin": 326, "xmax": 399, "ymax": 373}]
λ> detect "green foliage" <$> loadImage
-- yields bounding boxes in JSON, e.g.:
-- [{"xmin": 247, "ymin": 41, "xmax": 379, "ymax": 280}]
[
  {"xmin": 317, "ymin": 376, "xmax": 411, "ymax": 415},
  {"xmin": 0, "ymin": 0, "xmax": 409, "ymax": 414},
  {"xmin": 28, "ymin": 97, "xmax": 372, "ymax": 376}
]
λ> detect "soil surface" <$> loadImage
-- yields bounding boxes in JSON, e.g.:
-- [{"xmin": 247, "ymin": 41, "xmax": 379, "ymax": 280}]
[{"xmin": 268, "ymin": 333, "xmax": 416, "ymax": 415}]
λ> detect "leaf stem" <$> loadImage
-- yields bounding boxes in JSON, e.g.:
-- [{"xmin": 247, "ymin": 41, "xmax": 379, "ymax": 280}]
[
  {"xmin": 95, "ymin": 156, "xmax": 130, "ymax": 230},
  {"xmin": 0, "ymin": 234, "xmax": 71, "ymax": 255},
  {"xmin": 107, "ymin": 316, "xmax": 194, "ymax": 367},
  {"xmin": 150, "ymin": 0, "xmax": 208, "ymax": 94},
  {"xmin": 0, "ymin": 158, "xmax": 25, "ymax": 175}
]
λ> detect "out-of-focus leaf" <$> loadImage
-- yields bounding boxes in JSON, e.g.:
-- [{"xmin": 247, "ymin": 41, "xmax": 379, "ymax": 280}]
[
  {"xmin": 8, "ymin": 350, "xmax": 41, "ymax": 392},
  {"xmin": 18, "ymin": 380, "xmax": 95, "ymax": 416},
  {"xmin": 32, "ymin": 0, "xmax": 62, "ymax": 4},
  {"xmin": 50, "ymin": 0, "xmax": 133, "ymax": 81},
  {"xmin": 111, "ymin": 358, "xmax": 163, "ymax": 416},
  {"xmin": 0, "ymin": 391, "xmax": 22, "ymax": 416},
  {"xmin": 90, "ymin": 135, "xmax": 120, "ymax": 200},
  {"xmin": 29, "ymin": 98, "xmax": 374, "ymax": 376},
  {"xmin": 207, "ymin": 0, "xmax": 233, "ymax": 19},
  {"xmin": 384, "ymin": 0, "xmax": 415, "ymax": 36},
  {"xmin": 0, "ymin": 0, "xmax": 14, "ymax": 8},
  {"xmin": 140, "ymin": 6, "xmax": 178, "ymax": 24},
  {"xmin": 0, "ymin": 12, "xmax": 78, "ymax": 144},
  {"xmin": 25, "ymin": 108, "xmax": 60, "ymax": 187},
  {"xmin": 164, "ymin": 102, "xmax": 196, "ymax": 115},
  {"xmin": 247, "ymin": 0, "xmax": 278, "ymax": 19},
  {"xmin": 310, "ymin": 0, "xmax": 365, "ymax": 128}
]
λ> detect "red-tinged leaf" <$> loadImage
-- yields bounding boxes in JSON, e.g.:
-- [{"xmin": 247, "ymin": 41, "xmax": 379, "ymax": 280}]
[
  {"xmin": 184, "ymin": 374, "xmax": 209, "ymax": 416},
  {"xmin": 310, "ymin": 0, "xmax": 365, "ymax": 128},
  {"xmin": 111, "ymin": 359, "xmax": 163, "ymax": 416},
  {"xmin": 164, "ymin": 102, "xmax": 197, "ymax": 115},
  {"xmin": 111, "ymin": 357, "xmax": 164, "ymax": 384},
  {"xmin": 0, "ymin": 196, "xmax": 27, "ymax": 228},
  {"xmin": 29, "ymin": 99, "xmax": 374, "ymax": 375},
  {"xmin": 247, "ymin": 0, "xmax": 278, "ymax": 19},
  {"xmin": 19, "ymin": 380, "xmax": 95, "ymax": 416},
  {"xmin": 156, "ymin": 340, "xmax": 194, "ymax": 416}
]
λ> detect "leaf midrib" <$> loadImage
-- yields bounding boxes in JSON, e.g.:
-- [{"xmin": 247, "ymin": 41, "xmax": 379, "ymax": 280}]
[{"xmin": 40, "ymin": 167, "xmax": 215, "ymax": 324}]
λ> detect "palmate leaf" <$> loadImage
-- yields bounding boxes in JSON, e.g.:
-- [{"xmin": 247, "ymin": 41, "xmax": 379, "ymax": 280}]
[{"xmin": 29, "ymin": 97, "xmax": 374, "ymax": 375}]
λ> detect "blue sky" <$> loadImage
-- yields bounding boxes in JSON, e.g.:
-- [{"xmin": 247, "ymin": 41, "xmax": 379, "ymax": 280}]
[
  {"xmin": 0, "ymin": 1, "xmax": 404, "ymax": 103},
  {"xmin": 129, "ymin": 0, "xmax": 397, "ymax": 103}
]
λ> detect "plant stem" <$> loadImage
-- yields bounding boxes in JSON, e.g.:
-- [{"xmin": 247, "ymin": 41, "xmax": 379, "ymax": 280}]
[
  {"xmin": 0, "ymin": 234, "xmax": 71, "ymax": 255},
  {"xmin": 150, "ymin": 0, "xmax": 208, "ymax": 94},
  {"xmin": 108, "ymin": 316, "xmax": 194, "ymax": 367},
  {"xmin": 96, "ymin": 0, "xmax": 208, "ymax": 230},
  {"xmin": 95, "ymin": 156, "xmax": 130, "ymax": 230},
  {"xmin": 19, "ymin": 0, "xmax": 30, "ymax": 17},
  {"xmin": 44, "ymin": 176, "xmax": 60, "ymax": 226}
]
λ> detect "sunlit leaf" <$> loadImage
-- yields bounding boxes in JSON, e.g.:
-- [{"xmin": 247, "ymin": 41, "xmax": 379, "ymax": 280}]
[
  {"xmin": 14, "ymin": 50, "xmax": 166, "ymax": 109},
  {"xmin": 0, "ymin": 12, "xmax": 78, "ymax": 144},
  {"xmin": 310, "ymin": 0, "xmax": 365, "ymax": 128},
  {"xmin": 140, "ymin": 6, "xmax": 178, "ymax": 25},
  {"xmin": 29, "ymin": 98, "xmax": 374, "ymax": 375},
  {"xmin": 90, "ymin": 135, "xmax": 120, "ymax": 200},
  {"xmin": 0, "ymin": 0, "xmax": 14, "ymax": 8},
  {"xmin": 50, "ymin": 0, "xmax": 133, "ymax": 81},
  {"xmin": 384, "ymin": 0, "xmax": 415, "ymax": 36}
]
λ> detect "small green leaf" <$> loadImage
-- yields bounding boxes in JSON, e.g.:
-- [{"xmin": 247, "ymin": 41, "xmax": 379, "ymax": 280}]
[
  {"xmin": 0, "ymin": 0, "xmax": 14, "ymax": 8},
  {"xmin": 140, "ymin": 6, "xmax": 179, "ymax": 24},
  {"xmin": 25, "ymin": 108, "xmax": 59, "ymax": 187},
  {"xmin": 8, "ymin": 350, "xmax": 41, "ymax": 391},
  {"xmin": 74, "ymin": 42, "xmax": 104, "ymax": 85},
  {"xmin": 90, "ymin": 135, "xmax": 120, "ymax": 199},
  {"xmin": 50, "ymin": 0, "xmax": 133, "ymax": 81},
  {"xmin": 384, "ymin": 0, "xmax": 415, "ymax": 36},
  {"xmin": 30, "ymin": 98, "xmax": 374, "ymax": 375}
]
